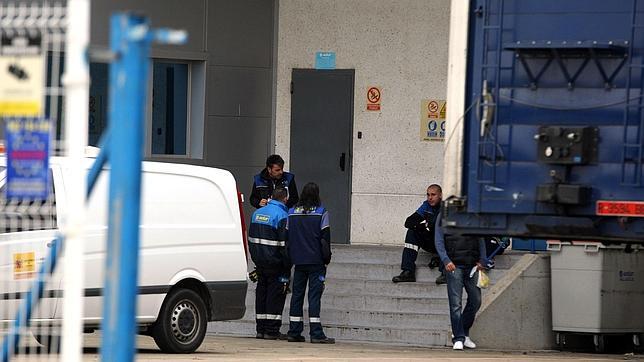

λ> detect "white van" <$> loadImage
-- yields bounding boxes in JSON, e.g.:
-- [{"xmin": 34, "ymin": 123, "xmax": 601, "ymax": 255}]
[{"xmin": 0, "ymin": 156, "xmax": 249, "ymax": 353}]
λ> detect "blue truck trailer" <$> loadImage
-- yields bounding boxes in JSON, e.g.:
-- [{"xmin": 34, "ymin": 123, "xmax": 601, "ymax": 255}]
[{"xmin": 443, "ymin": 0, "xmax": 644, "ymax": 243}]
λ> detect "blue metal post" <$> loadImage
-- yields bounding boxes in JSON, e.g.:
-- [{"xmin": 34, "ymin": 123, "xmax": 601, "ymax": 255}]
[{"xmin": 101, "ymin": 14, "xmax": 150, "ymax": 361}]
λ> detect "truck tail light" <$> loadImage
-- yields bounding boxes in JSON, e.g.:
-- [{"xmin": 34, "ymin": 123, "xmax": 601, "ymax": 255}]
[{"xmin": 596, "ymin": 200, "xmax": 644, "ymax": 217}]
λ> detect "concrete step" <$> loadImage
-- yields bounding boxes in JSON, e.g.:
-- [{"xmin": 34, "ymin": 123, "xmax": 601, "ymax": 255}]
[
  {"xmin": 235, "ymin": 306, "xmax": 449, "ymax": 330},
  {"xmin": 247, "ymin": 277, "xmax": 447, "ymax": 299},
  {"xmin": 207, "ymin": 319, "xmax": 449, "ymax": 347},
  {"xmin": 325, "ymin": 278, "xmax": 447, "ymax": 298},
  {"xmin": 327, "ymin": 262, "xmax": 508, "ymax": 284},
  {"xmin": 327, "ymin": 262, "xmax": 443, "ymax": 282},
  {"xmin": 211, "ymin": 245, "xmax": 529, "ymax": 347},
  {"xmin": 330, "ymin": 244, "xmax": 524, "ymax": 269},
  {"xmin": 324, "ymin": 324, "xmax": 448, "ymax": 346},
  {"xmin": 245, "ymin": 290, "xmax": 448, "ymax": 314},
  {"xmin": 237, "ymin": 297, "xmax": 450, "ymax": 328}
]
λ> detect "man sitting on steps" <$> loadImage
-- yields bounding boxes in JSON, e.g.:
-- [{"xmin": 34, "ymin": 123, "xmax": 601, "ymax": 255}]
[{"xmin": 392, "ymin": 184, "xmax": 446, "ymax": 284}]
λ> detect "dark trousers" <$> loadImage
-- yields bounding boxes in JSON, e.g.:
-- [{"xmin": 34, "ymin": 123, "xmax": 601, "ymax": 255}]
[
  {"xmin": 255, "ymin": 267, "xmax": 288, "ymax": 335},
  {"xmin": 401, "ymin": 229, "xmax": 443, "ymax": 274},
  {"xmin": 288, "ymin": 264, "xmax": 327, "ymax": 339}
]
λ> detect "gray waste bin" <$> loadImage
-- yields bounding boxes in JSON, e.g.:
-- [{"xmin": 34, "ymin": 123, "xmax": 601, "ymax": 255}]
[{"xmin": 547, "ymin": 241, "xmax": 644, "ymax": 351}]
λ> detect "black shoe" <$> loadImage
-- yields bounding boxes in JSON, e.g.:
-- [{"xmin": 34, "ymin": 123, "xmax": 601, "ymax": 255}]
[
  {"xmin": 435, "ymin": 273, "xmax": 447, "ymax": 285},
  {"xmin": 392, "ymin": 270, "xmax": 415, "ymax": 283},
  {"xmin": 287, "ymin": 335, "xmax": 306, "ymax": 342},
  {"xmin": 311, "ymin": 337, "xmax": 335, "ymax": 344},
  {"xmin": 278, "ymin": 333, "xmax": 289, "ymax": 340},
  {"xmin": 255, "ymin": 332, "xmax": 264, "ymax": 339},
  {"xmin": 263, "ymin": 333, "xmax": 285, "ymax": 340},
  {"xmin": 428, "ymin": 256, "xmax": 441, "ymax": 269}
]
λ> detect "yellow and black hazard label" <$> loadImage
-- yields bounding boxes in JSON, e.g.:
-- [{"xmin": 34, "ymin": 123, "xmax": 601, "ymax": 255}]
[{"xmin": 13, "ymin": 251, "xmax": 36, "ymax": 280}]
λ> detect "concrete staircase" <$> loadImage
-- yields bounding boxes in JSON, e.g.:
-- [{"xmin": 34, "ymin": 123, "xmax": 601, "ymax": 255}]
[{"xmin": 207, "ymin": 244, "xmax": 525, "ymax": 347}]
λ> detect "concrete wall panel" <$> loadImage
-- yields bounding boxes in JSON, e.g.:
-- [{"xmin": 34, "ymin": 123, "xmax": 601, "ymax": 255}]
[
  {"xmin": 277, "ymin": 0, "xmax": 450, "ymax": 244},
  {"xmin": 204, "ymin": 116, "xmax": 271, "ymax": 167},
  {"xmin": 208, "ymin": 0, "xmax": 274, "ymax": 67},
  {"xmin": 91, "ymin": 0, "xmax": 206, "ymax": 53},
  {"xmin": 351, "ymin": 194, "xmax": 425, "ymax": 246},
  {"xmin": 207, "ymin": 67, "xmax": 273, "ymax": 118}
]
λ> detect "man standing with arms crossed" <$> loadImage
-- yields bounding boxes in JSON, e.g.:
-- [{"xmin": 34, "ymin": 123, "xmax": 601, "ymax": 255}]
[{"xmin": 250, "ymin": 154, "xmax": 299, "ymax": 209}]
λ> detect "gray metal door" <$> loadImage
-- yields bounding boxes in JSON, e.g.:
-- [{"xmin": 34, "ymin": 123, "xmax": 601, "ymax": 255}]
[{"xmin": 290, "ymin": 69, "xmax": 354, "ymax": 244}]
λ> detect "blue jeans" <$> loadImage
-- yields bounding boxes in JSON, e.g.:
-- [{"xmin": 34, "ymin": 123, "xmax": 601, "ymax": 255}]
[
  {"xmin": 288, "ymin": 264, "xmax": 327, "ymax": 339},
  {"xmin": 446, "ymin": 266, "xmax": 481, "ymax": 342}
]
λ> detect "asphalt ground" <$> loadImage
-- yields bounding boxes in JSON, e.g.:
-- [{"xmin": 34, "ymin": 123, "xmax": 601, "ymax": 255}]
[{"xmin": 74, "ymin": 334, "xmax": 643, "ymax": 361}]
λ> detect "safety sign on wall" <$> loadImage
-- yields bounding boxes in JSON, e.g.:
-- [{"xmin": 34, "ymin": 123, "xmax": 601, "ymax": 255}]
[
  {"xmin": 420, "ymin": 99, "xmax": 446, "ymax": 141},
  {"xmin": 13, "ymin": 251, "xmax": 36, "ymax": 280},
  {"xmin": 366, "ymin": 86, "xmax": 381, "ymax": 111},
  {"xmin": 0, "ymin": 31, "xmax": 44, "ymax": 117},
  {"xmin": 5, "ymin": 118, "xmax": 51, "ymax": 200},
  {"xmin": 315, "ymin": 51, "xmax": 336, "ymax": 70}
]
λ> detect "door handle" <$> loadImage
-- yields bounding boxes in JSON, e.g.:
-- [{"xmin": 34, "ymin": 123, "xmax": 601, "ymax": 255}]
[{"xmin": 339, "ymin": 152, "xmax": 346, "ymax": 171}]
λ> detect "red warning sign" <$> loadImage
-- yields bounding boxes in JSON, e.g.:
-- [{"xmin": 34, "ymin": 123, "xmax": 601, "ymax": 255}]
[
  {"xmin": 367, "ymin": 86, "xmax": 381, "ymax": 111},
  {"xmin": 427, "ymin": 100, "xmax": 439, "ymax": 118}
]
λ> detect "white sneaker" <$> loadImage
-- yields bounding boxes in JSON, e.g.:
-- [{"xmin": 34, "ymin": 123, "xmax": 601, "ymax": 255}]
[
  {"xmin": 464, "ymin": 336, "xmax": 476, "ymax": 349},
  {"xmin": 452, "ymin": 341, "xmax": 464, "ymax": 350}
]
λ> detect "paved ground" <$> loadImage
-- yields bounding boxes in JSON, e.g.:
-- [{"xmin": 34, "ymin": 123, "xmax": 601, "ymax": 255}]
[{"xmin": 75, "ymin": 334, "xmax": 644, "ymax": 361}]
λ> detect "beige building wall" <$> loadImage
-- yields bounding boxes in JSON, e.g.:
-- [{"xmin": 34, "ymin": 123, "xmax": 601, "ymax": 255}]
[{"xmin": 276, "ymin": 0, "xmax": 450, "ymax": 245}]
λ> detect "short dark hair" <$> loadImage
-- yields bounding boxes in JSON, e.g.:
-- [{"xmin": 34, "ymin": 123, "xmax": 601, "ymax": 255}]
[
  {"xmin": 428, "ymin": 184, "xmax": 442, "ymax": 193},
  {"xmin": 266, "ymin": 154, "xmax": 285, "ymax": 168},
  {"xmin": 297, "ymin": 182, "xmax": 321, "ymax": 210},
  {"xmin": 271, "ymin": 188, "xmax": 288, "ymax": 202}
]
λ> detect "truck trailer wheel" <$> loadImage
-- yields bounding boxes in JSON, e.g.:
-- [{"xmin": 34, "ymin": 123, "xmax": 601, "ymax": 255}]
[{"xmin": 153, "ymin": 288, "xmax": 207, "ymax": 353}]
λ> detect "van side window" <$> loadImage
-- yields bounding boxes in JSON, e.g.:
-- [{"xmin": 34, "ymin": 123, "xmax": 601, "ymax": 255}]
[{"xmin": 0, "ymin": 170, "xmax": 57, "ymax": 233}]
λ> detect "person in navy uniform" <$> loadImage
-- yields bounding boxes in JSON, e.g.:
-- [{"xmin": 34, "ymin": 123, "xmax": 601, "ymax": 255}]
[
  {"xmin": 248, "ymin": 188, "xmax": 291, "ymax": 340},
  {"xmin": 250, "ymin": 154, "xmax": 299, "ymax": 209},
  {"xmin": 286, "ymin": 182, "xmax": 335, "ymax": 344},
  {"xmin": 392, "ymin": 184, "xmax": 446, "ymax": 284}
]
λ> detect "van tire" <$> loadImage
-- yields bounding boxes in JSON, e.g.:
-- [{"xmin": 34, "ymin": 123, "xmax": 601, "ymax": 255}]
[{"xmin": 153, "ymin": 288, "xmax": 208, "ymax": 353}]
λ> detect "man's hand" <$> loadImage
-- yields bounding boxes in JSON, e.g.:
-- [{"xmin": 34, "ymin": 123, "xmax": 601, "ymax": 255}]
[
  {"xmin": 476, "ymin": 262, "xmax": 485, "ymax": 271},
  {"xmin": 445, "ymin": 262, "xmax": 456, "ymax": 272},
  {"xmin": 248, "ymin": 269, "xmax": 259, "ymax": 283},
  {"xmin": 259, "ymin": 198, "xmax": 268, "ymax": 206}
]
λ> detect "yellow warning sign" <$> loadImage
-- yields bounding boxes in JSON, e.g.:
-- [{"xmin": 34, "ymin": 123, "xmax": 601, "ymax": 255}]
[
  {"xmin": 0, "ymin": 32, "xmax": 44, "ymax": 117},
  {"xmin": 13, "ymin": 251, "xmax": 36, "ymax": 280},
  {"xmin": 420, "ymin": 99, "xmax": 446, "ymax": 141}
]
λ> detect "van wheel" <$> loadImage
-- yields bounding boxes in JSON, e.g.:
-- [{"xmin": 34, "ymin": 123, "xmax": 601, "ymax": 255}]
[{"xmin": 153, "ymin": 288, "xmax": 207, "ymax": 353}]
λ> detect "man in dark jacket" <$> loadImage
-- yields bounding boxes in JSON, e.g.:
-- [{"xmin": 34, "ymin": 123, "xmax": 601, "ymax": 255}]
[
  {"xmin": 435, "ymin": 212, "xmax": 487, "ymax": 350},
  {"xmin": 250, "ymin": 154, "xmax": 299, "ymax": 209},
  {"xmin": 248, "ymin": 188, "xmax": 291, "ymax": 340},
  {"xmin": 392, "ymin": 184, "xmax": 445, "ymax": 284},
  {"xmin": 286, "ymin": 182, "xmax": 334, "ymax": 344}
]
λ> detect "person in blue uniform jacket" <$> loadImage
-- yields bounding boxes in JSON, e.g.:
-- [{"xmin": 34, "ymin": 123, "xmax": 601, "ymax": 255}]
[
  {"xmin": 248, "ymin": 188, "xmax": 291, "ymax": 340},
  {"xmin": 250, "ymin": 154, "xmax": 299, "ymax": 209},
  {"xmin": 392, "ymin": 184, "xmax": 446, "ymax": 284},
  {"xmin": 286, "ymin": 182, "xmax": 335, "ymax": 344}
]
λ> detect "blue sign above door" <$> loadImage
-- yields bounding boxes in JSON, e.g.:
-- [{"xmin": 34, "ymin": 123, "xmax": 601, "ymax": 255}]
[{"xmin": 315, "ymin": 51, "xmax": 336, "ymax": 70}]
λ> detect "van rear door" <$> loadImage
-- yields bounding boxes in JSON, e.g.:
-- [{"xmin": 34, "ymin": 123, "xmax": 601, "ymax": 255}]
[{"xmin": 0, "ymin": 166, "xmax": 62, "ymax": 323}]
